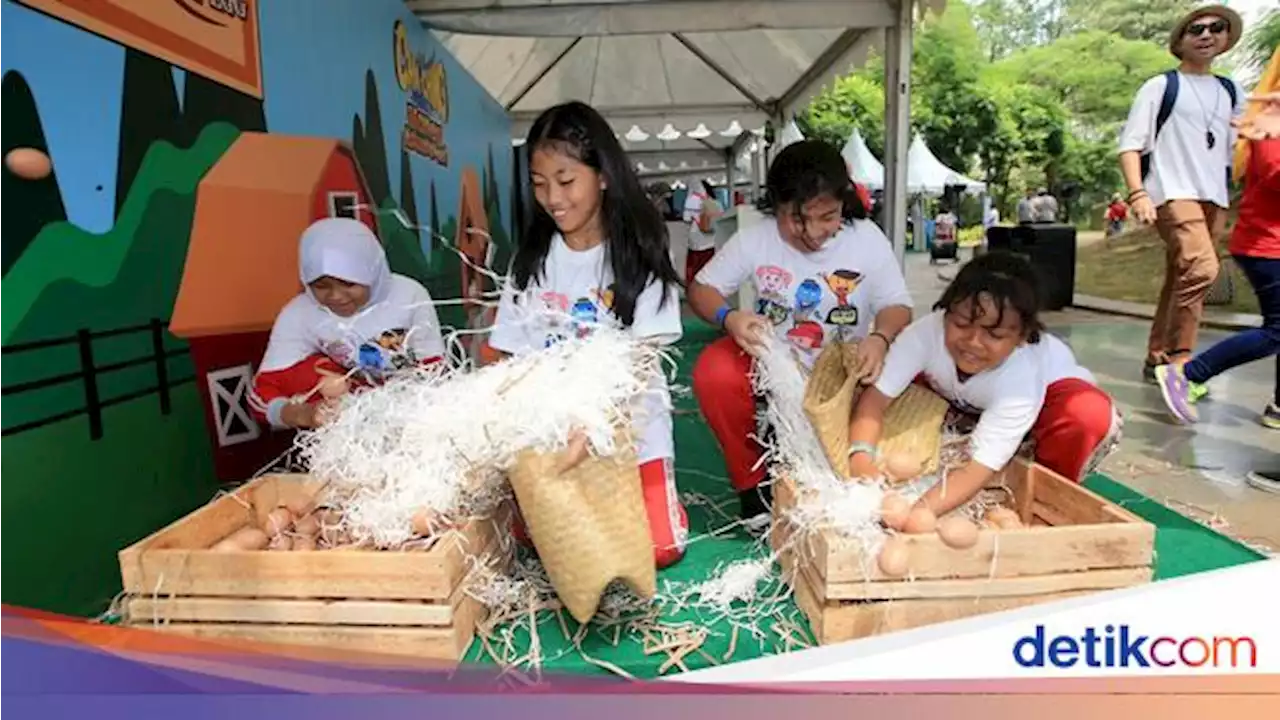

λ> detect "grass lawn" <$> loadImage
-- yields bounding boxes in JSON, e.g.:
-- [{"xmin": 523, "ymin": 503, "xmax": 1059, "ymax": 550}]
[{"xmin": 1075, "ymin": 227, "xmax": 1261, "ymax": 316}]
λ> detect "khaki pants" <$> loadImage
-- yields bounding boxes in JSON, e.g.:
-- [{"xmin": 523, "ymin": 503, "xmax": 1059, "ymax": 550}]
[{"xmin": 1147, "ymin": 200, "xmax": 1224, "ymax": 364}]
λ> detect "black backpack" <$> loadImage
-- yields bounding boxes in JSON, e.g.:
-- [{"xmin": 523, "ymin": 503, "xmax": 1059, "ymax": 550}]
[{"xmin": 1140, "ymin": 69, "xmax": 1239, "ymax": 185}]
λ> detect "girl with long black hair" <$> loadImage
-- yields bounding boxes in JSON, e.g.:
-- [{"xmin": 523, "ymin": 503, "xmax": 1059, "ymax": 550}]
[{"xmin": 486, "ymin": 101, "xmax": 688, "ymax": 568}]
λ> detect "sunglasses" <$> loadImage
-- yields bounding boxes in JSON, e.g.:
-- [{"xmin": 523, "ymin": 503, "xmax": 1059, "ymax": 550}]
[{"xmin": 1186, "ymin": 20, "xmax": 1228, "ymax": 37}]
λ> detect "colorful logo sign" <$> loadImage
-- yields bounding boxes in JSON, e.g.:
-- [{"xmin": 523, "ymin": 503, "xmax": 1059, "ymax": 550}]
[{"xmin": 393, "ymin": 20, "xmax": 449, "ymax": 166}]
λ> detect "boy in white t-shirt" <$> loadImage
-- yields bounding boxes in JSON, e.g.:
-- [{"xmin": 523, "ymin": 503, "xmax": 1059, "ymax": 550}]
[
  {"xmin": 687, "ymin": 140, "xmax": 914, "ymax": 519},
  {"xmin": 1118, "ymin": 5, "xmax": 1245, "ymax": 384},
  {"xmin": 848, "ymin": 252, "xmax": 1121, "ymax": 516}
]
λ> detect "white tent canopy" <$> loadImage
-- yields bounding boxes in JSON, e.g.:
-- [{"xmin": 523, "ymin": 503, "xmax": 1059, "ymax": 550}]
[
  {"xmin": 841, "ymin": 127, "xmax": 884, "ymax": 190},
  {"xmin": 906, "ymin": 134, "xmax": 985, "ymax": 195},
  {"xmin": 410, "ymin": 0, "xmax": 947, "ymax": 264}
]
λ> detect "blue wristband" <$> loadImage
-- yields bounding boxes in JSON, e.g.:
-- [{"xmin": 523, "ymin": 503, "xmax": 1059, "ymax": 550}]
[
  {"xmin": 848, "ymin": 441, "xmax": 879, "ymax": 460},
  {"xmin": 714, "ymin": 305, "xmax": 733, "ymax": 327}
]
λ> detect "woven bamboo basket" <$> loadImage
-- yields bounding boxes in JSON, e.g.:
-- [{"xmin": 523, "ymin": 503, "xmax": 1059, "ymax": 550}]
[
  {"xmin": 878, "ymin": 384, "xmax": 950, "ymax": 480},
  {"xmin": 507, "ymin": 426, "xmax": 656, "ymax": 623},
  {"xmin": 802, "ymin": 341, "xmax": 867, "ymax": 476}
]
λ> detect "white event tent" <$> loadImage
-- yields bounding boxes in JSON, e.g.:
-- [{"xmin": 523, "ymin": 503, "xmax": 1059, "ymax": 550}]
[
  {"xmin": 408, "ymin": 0, "xmax": 949, "ymax": 264},
  {"xmin": 841, "ymin": 127, "xmax": 885, "ymax": 190},
  {"xmin": 906, "ymin": 134, "xmax": 985, "ymax": 195}
]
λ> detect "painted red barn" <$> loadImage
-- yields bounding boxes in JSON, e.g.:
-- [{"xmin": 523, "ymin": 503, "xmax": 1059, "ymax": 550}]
[{"xmin": 169, "ymin": 132, "xmax": 380, "ymax": 482}]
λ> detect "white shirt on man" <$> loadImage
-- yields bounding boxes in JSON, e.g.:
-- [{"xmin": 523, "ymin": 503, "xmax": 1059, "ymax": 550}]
[
  {"xmin": 874, "ymin": 311, "xmax": 1093, "ymax": 472},
  {"xmin": 695, "ymin": 218, "xmax": 913, "ymax": 370},
  {"xmin": 1118, "ymin": 71, "xmax": 1245, "ymax": 209},
  {"xmin": 488, "ymin": 234, "xmax": 682, "ymax": 464}
]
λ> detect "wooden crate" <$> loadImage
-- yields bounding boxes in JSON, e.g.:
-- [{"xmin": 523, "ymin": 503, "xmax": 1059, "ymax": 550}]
[
  {"xmin": 118, "ymin": 473, "xmax": 511, "ymax": 662},
  {"xmin": 771, "ymin": 458, "xmax": 1155, "ymax": 644}
]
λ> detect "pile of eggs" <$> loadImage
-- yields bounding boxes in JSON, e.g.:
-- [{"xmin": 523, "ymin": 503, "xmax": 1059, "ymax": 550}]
[
  {"xmin": 873, "ymin": 453, "xmax": 1024, "ymax": 578},
  {"xmin": 208, "ymin": 499, "xmax": 448, "ymax": 553},
  {"xmin": 210, "ymin": 503, "xmax": 347, "ymax": 552}
]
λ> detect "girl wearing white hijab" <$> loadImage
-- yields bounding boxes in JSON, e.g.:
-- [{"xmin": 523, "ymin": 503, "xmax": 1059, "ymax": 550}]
[{"xmin": 251, "ymin": 218, "xmax": 446, "ymax": 430}]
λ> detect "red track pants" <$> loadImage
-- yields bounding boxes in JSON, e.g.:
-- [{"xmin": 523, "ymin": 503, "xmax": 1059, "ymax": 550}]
[
  {"xmin": 512, "ymin": 457, "xmax": 689, "ymax": 569},
  {"xmin": 691, "ymin": 335, "xmax": 1118, "ymax": 489}
]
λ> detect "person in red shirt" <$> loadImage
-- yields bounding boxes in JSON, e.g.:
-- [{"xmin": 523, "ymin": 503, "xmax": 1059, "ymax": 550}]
[
  {"xmin": 1105, "ymin": 194, "xmax": 1128, "ymax": 237},
  {"xmin": 1155, "ymin": 90, "xmax": 1280, "ymax": 440}
]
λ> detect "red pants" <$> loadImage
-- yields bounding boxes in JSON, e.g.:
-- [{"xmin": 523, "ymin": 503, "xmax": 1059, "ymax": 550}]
[
  {"xmin": 1031, "ymin": 377, "xmax": 1119, "ymax": 483},
  {"xmin": 692, "ymin": 336, "xmax": 766, "ymax": 492},
  {"xmin": 691, "ymin": 335, "xmax": 1118, "ymax": 489},
  {"xmin": 512, "ymin": 457, "xmax": 689, "ymax": 569},
  {"xmin": 686, "ymin": 248, "xmax": 715, "ymax": 287}
]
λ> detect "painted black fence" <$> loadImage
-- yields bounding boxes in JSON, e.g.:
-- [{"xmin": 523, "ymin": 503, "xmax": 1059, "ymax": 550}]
[{"xmin": 1, "ymin": 318, "xmax": 195, "ymax": 439}]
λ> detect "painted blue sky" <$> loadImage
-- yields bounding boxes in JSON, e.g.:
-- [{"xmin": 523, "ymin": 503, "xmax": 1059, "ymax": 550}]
[{"xmin": 1, "ymin": 0, "xmax": 513, "ymax": 245}]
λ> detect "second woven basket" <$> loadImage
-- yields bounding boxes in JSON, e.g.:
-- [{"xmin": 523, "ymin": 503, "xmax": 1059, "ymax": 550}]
[
  {"xmin": 802, "ymin": 341, "xmax": 868, "ymax": 476},
  {"xmin": 878, "ymin": 383, "xmax": 950, "ymax": 481}
]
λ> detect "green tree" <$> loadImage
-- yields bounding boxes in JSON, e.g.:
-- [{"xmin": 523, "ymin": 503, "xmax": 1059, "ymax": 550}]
[
  {"xmin": 796, "ymin": 73, "xmax": 884, "ymax": 155},
  {"xmin": 1242, "ymin": 9, "xmax": 1280, "ymax": 72},
  {"xmin": 988, "ymin": 31, "xmax": 1173, "ymax": 130},
  {"xmin": 970, "ymin": 0, "xmax": 1045, "ymax": 60},
  {"xmin": 1063, "ymin": 0, "xmax": 1196, "ymax": 45}
]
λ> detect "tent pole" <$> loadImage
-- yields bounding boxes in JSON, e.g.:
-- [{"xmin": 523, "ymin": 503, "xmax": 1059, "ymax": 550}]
[{"xmin": 882, "ymin": 1, "xmax": 914, "ymax": 268}]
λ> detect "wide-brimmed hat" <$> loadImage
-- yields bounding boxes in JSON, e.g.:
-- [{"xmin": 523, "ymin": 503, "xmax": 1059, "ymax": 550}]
[{"xmin": 1169, "ymin": 5, "xmax": 1243, "ymax": 58}]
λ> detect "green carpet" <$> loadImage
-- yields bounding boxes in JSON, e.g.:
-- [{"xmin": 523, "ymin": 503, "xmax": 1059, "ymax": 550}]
[{"xmin": 465, "ymin": 319, "xmax": 1264, "ymax": 677}]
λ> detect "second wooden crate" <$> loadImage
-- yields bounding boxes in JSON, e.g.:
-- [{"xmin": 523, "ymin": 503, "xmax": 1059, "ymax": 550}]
[{"xmin": 771, "ymin": 459, "xmax": 1155, "ymax": 644}]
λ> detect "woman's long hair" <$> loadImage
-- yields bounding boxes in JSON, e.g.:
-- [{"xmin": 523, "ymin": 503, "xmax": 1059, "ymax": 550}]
[{"xmin": 510, "ymin": 101, "xmax": 679, "ymax": 327}]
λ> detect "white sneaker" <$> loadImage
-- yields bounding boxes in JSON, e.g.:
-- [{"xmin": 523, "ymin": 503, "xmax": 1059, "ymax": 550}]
[
  {"xmin": 1081, "ymin": 407, "xmax": 1124, "ymax": 479},
  {"xmin": 1245, "ymin": 471, "xmax": 1280, "ymax": 495}
]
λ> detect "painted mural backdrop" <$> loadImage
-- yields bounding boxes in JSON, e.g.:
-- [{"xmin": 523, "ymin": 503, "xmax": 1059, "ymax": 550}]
[{"xmin": 1, "ymin": 0, "xmax": 513, "ymax": 616}]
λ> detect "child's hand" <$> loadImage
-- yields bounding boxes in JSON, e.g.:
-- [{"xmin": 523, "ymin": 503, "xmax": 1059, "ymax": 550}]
[
  {"xmin": 282, "ymin": 401, "xmax": 327, "ymax": 430},
  {"xmin": 724, "ymin": 310, "xmax": 771, "ymax": 357},
  {"xmin": 854, "ymin": 333, "xmax": 890, "ymax": 384},
  {"xmin": 848, "ymin": 452, "xmax": 880, "ymax": 480},
  {"xmin": 556, "ymin": 429, "xmax": 592, "ymax": 474},
  {"xmin": 1235, "ymin": 93, "xmax": 1280, "ymax": 140}
]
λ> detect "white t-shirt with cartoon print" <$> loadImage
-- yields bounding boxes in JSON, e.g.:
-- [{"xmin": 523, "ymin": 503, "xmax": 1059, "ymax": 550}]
[
  {"xmin": 488, "ymin": 234, "xmax": 683, "ymax": 464},
  {"xmin": 874, "ymin": 311, "xmax": 1093, "ymax": 472},
  {"xmin": 259, "ymin": 274, "xmax": 446, "ymax": 380},
  {"xmin": 695, "ymin": 218, "xmax": 913, "ymax": 369}
]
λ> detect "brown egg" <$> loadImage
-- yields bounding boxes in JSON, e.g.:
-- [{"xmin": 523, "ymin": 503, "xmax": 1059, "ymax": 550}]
[
  {"xmin": 293, "ymin": 513, "xmax": 321, "ymax": 537},
  {"xmin": 985, "ymin": 507, "xmax": 1023, "ymax": 529},
  {"xmin": 884, "ymin": 453, "xmax": 923, "ymax": 481},
  {"xmin": 268, "ymin": 534, "xmax": 293, "ymax": 551},
  {"xmin": 937, "ymin": 515, "xmax": 979, "ymax": 549},
  {"xmin": 265, "ymin": 507, "xmax": 294, "ymax": 536},
  {"xmin": 5, "ymin": 148, "xmax": 52, "ymax": 180},
  {"xmin": 902, "ymin": 505, "xmax": 937, "ymax": 534},
  {"xmin": 879, "ymin": 492, "xmax": 911, "ymax": 530},
  {"xmin": 411, "ymin": 507, "xmax": 437, "ymax": 536},
  {"xmin": 212, "ymin": 527, "xmax": 269, "ymax": 552},
  {"xmin": 877, "ymin": 536, "xmax": 911, "ymax": 577},
  {"xmin": 292, "ymin": 535, "xmax": 317, "ymax": 551}
]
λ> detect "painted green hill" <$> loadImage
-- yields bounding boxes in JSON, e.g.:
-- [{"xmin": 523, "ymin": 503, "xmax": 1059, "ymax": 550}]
[{"xmin": 1, "ymin": 122, "xmax": 241, "ymax": 344}]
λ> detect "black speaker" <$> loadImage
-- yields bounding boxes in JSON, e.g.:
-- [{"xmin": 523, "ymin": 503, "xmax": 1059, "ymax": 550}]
[{"xmin": 984, "ymin": 224, "xmax": 1077, "ymax": 311}]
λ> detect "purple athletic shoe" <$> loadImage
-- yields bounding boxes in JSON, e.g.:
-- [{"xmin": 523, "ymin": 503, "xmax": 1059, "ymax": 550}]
[{"xmin": 1155, "ymin": 364, "xmax": 1198, "ymax": 424}]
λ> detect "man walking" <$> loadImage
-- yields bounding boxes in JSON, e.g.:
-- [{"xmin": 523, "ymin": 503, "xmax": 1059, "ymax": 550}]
[
  {"xmin": 1016, "ymin": 189, "xmax": 1035, "ymax": 224},
  {"xmin": 1118, "ymin": 4, "xmax": 1244, "ymax": 384}
]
